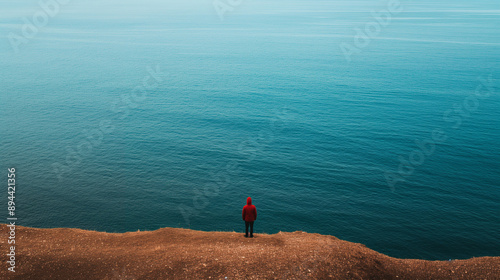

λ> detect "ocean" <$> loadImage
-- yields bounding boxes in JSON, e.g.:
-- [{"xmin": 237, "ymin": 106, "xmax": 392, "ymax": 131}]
[{"xmin": 0, "ymin": 0, "xmax": 499, "ymax": 260}]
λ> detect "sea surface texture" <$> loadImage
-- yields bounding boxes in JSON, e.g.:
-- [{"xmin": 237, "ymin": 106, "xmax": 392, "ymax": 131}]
[{"xmin": 1, "ymin": 0, "xmax": 499, "ymax": 260}]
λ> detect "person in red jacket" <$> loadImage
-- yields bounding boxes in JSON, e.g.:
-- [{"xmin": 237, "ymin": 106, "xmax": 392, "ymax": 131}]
[{"xmin": 242, "ymin": 197, "xmax": 257, "ymax": 238}]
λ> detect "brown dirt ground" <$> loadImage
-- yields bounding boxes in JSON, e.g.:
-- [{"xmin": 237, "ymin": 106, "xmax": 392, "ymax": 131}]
[{"xmin": 0, "ymin": 224, "xmax": 498, "ymax": 279}]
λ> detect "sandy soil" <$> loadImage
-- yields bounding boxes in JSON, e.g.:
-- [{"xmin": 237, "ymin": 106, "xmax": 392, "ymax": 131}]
[{"xmin": 0, "ymin": 224, "xmax": 498, "ymax": 279}]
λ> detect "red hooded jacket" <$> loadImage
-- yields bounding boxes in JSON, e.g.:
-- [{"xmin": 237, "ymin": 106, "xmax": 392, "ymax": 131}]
[{"xmin": 242, "ymin": 197, "xmax": 257, "ymax": 222}]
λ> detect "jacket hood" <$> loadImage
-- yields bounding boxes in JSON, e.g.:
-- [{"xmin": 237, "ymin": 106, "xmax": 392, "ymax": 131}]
[{"xmin": 247, "ymin": 197, "xmax": 252, "ymax": 205}]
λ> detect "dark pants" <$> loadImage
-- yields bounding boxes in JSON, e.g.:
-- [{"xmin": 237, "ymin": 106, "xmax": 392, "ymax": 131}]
[{"xmin": 245, "ymin": 221, "xmax": 254, "ymax": 237}]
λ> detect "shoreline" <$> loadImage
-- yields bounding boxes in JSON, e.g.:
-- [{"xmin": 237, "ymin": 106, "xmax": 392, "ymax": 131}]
[{"xmin": 1, "ymin": 224, "xmax": 499, "ymax": 279}]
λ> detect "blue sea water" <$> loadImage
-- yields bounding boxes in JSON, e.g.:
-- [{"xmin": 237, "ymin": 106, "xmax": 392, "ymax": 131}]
[{"xmin": 1, "ymin": 0, "xmax": 499, "ymax": 260}]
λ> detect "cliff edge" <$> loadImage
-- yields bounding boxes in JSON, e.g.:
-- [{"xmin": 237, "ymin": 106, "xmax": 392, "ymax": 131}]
[{"xmin": 1, "ymin": 224, "xmax": 498, "ymax": 279}]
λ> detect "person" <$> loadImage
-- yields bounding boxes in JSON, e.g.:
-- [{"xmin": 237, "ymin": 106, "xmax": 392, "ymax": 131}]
[{"xmin": 242, "ymin": 197, "xmax": 257, "ymax": 238}]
